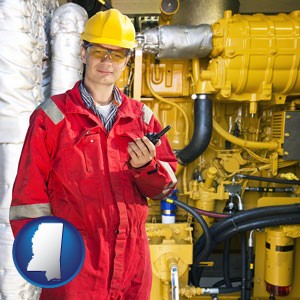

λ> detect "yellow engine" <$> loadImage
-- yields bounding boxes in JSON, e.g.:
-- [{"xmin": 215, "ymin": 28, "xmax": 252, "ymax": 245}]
[{"xmin": 117, "ymin": 1, "xmax": 300, "ymax": 299}]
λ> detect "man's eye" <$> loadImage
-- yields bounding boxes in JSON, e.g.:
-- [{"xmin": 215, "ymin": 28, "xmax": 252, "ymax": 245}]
[{"xmin": 113, "ymin": 53, "xmax": 124, "ymax": 59}]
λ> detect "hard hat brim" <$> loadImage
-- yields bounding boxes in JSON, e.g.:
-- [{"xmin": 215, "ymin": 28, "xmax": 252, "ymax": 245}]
[{"xmin": 81, "ymin": 33, "xmax": 137, "ymax": 49}]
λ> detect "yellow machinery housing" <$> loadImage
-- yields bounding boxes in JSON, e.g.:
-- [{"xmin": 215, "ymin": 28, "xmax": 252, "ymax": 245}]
[{"xmin": 117, "ymin": 3, "xmax": 300, "ymax": 299}]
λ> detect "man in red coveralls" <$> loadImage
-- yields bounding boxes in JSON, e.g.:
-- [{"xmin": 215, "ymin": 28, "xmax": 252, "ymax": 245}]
[{"xmin": 10, "ymin": 8, "xmax": 177, "ymax": 300}]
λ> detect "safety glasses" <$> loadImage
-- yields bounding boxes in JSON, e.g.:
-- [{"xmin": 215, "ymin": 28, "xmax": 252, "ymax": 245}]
[{"xmin": 86, "ymin": 44, "xmax": 130, "ymax": 63}]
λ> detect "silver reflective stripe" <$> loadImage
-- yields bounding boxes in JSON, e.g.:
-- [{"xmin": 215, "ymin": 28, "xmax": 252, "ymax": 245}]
[
  {"xmin": 159, "ymin": 161, "xmax": 177, "ymax": 185},
  {"xmin": 142, "ymin": 104, "xmax": 153, "ymax": 125},
  {"xmin": 151, "ymin": 160, "xmax": 177, "ymax": 199},
  {"xmin": 152, "ymin": 182, "xmax": 177, "ymax": 200},
  {"xmin": 9, "ymin": 203, "xmax": 52, "ymax": 220},
  {"xmin": 39, "ymin": 98, "xmax": 64, "ymax": 125}
]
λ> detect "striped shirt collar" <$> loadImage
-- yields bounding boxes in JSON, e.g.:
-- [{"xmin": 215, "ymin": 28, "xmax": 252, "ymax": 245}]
[
  {"xmin": 79, "ymin": 80, "xmax": 122, "ymax": 108},
  {"xmin": 79, "ymin": 81, "xmax": 122, "ymax": 131}
]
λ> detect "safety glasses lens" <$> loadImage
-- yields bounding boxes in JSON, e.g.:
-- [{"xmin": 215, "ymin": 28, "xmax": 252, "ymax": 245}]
[{"xmin": 87, "ymin": 46, "xmax": 128, "ymax": 62}]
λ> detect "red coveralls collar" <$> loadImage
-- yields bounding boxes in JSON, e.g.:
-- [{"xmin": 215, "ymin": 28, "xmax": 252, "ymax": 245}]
[{"xmin": 63, "ymin": 81, "xmax": 141, "ymax": 121}]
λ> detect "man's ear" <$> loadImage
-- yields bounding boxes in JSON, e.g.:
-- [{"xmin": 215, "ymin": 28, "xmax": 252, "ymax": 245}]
[{"xmin": 81, "ymin": 46, "xmax": 87, "ymax": 64}]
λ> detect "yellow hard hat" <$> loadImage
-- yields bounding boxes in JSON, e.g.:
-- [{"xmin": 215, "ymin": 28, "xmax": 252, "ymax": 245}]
[{"xmin": 81, "ymin": 9, "xmax": 137, "ymax": 49}]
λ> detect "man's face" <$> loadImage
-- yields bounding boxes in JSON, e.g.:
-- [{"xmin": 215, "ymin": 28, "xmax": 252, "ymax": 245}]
[{"xmin": 81, "ymin": 43, "xmax": 130, "ymax": 87}]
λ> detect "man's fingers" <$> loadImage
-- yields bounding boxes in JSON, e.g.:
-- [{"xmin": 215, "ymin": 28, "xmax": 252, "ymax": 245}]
[
  {"xmin": 127, "ymin": 136, "xmax": 158, "ymax": 168},
  {"xmin": 134, "ymin": 138, "xmax": 153, "ymax": 155},
  {"xmin": 128, "ymin": 142, "xmax": 143, "ymax": 157},
  {"xmin": 141, "ymin": 136, "xmax": 158, "ymax": 153}
]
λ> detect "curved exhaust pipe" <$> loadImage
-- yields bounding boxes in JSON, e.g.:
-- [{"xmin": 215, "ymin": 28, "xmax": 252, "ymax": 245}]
[{"xmin": 176, "ymin": 94, "xmax": 212, "ymax": 165}]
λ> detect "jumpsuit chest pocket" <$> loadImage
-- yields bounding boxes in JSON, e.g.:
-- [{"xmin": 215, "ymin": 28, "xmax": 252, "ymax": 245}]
[
  {"xmin": 81, "ymin": 133, "xmax": 104, "ymax": 173},
  {"xmin": 63, "ymin": 131, "xmax": 104, "ymax": 178}
]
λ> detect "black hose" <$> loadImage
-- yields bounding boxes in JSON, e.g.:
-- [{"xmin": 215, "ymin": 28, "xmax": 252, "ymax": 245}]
[
  {"xmin": 196, "ymin": 213, "xmax": 300, "ymax": 267},
  {"xmin": 245, "ymin": 187, "xmax": 295, "ymax": 193},
  {"xmin": 171, "ymin": 198, "xmax": 212, "ymax": 276},
  {"xmin": 172, "ymin": 199, "xmax": 212, "ymax": 254},
  {"xmin": 236, "ymin": 174, "xmax": 300, "ymax": 185},
  {"xmin": 194, "ymin": 204, "xmax": 300, "ymax": 256},
  {"xmin": 172, "ymin": 199, "xmax": 212, "ymax": 246},
  {"xmin": 193, "ymin": 207, "xmax": 229, "ymax": 219},
  {"xmin": 223, "ymin": 239, "xmax": 232, "ymax": 288},
  {"xmin": 241, "ymin": 233, "xmax": 247, "ymax": 300},
  {"xmin": 193, "ymin": 210, "xmax": 300, "ymax": 286},
  {"xmin": 219, "ymin": 286, "xmax": 241, "ymax": 294},
  {"xmin": 246, "ymin": 241, "xmax": 254, "ymax": 300},
  {"xmin": 212, "ymin": 277, "xmax": 241, "ymax": 288},
  {"xmin": 170, "ymin": 198, "xmax": 213, "ymax": 287},
  {"xmin": 192, "ymin": 204, "xmax": 300, "ymax": 286},
  {"xmin": 176, "ymin": 94, "xmax": 212, "ymax": 165},
  {"xmin": 211, "ymin": 204, "xmax": 300, "ymax": 238},
  {"xmin": 214, "ymin": 213, "xmax": 300, "ymax": 244}
]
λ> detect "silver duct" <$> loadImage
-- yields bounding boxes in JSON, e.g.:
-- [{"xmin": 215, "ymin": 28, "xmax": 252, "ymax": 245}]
[
  {"xmin": 43, "ymin": 1, "xmax": 59, "ymax": 100},
  {"xmin": 50, "ymin": 3, "xmax": 88, "ymax": 96},
  {"xmin": 0, "ymin": 1, "xmax": 57, "ymax": 299},
  {"xmin": 141, "ymin": 24, "xmax": 212, "ymax": 59}
]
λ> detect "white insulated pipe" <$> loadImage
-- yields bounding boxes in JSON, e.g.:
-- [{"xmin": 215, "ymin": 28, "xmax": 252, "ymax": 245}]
[
  {"xmin": 0, "ymin": 0, "xmax": 57, "ymax": 299},
  {"xmin": 50, "ymin": 3, "xmax": 88, "ymax": 96}
]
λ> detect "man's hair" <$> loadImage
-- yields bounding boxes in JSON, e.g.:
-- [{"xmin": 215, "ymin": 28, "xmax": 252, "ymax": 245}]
[{"xmin": 81, "ymin": 40, "xmax": 90, "ymax": 48}]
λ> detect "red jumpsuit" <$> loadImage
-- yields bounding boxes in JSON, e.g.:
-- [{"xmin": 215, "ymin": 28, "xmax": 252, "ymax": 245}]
[{"xmin": 10, "ymin": 81, "xmax": 177, "ymax": 300}]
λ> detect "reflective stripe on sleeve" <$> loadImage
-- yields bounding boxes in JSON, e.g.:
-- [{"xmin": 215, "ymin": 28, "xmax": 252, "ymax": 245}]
[
  {"xmin": 151, "ymin": 161, "xmax": 177, "ymax": 199},
  {"xmin": 38, "ymin": 98, "xmax": 64, "ymax": 125},
  {"xmin": 151, "ymin": 182, "xmax": 177, "ymax": 200},
  {"xmin": 142, "ymin": 105, "xmax": 153, "ymax": 125},
  {"xmin": 9, "ymin": 203, "xmax": 52, "ymax": 220},
  {"xmin": 159, "ymin": 161, "xmax": 177, "ymax": 185}
]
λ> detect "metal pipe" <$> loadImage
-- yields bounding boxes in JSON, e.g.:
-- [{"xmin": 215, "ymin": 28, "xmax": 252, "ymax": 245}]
[
  {"xmin": 213, "ymin": 119, "xmax": 278, "ymax": 150},
  {"xmin": 237, "ymin": 174, "xmax": 300, "ymax": 185},
  {"xmin": 133, "ymin": 34, "xmax": 144, "ymax": 100},
  {"xmin": 169, "ymin": 260, "xmax": 180, "ymax": 300}
]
